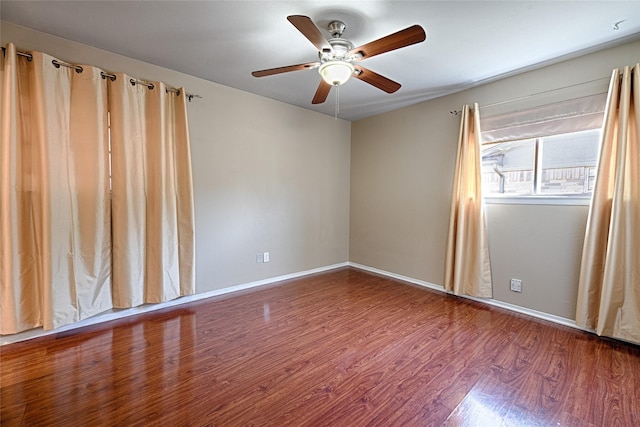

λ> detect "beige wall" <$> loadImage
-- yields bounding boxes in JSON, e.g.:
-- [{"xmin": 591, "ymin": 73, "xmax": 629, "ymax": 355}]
[
  {"xmin": 485, "ymin": 203, "xmax": 588, "ymax": 318},
  {"xmin": 351, "ymin": 38, "xmax": 640, "ymax": 320},
  {"xmin": 1, "ymin": 22, "xmax": 351, "ymax": 295},
  {"xmin": 350, "ymin": 97, "xmax": 457, "ymax": 285}
]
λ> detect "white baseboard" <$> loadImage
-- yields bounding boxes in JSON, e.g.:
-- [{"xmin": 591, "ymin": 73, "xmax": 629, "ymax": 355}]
[
  {"xmin": 0, "ymin": 262, "xmax": 349, "ymax": 346},
  {"xmin": 348, "ymin": 262, "xmax": 591, "ymax": 333},
  {"xmin": 2, "ymin": 261, "xmax": 596, "ymax": 346},
  {"xmin": 348, "ymin": 262, "xmax": 446, "ymax": 292}
]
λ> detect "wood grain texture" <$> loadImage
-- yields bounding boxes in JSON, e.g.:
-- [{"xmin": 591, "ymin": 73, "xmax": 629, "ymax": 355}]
[
  {"xmin": 312, "ymin": 80, "xmax": 332, "ymax": 104},
  {"xmin": 1, "ymin": 267, "xmax": 638, "ymax": 426},
  {"xmin": 349, "ymin": 25, "xmax": 426, "ymax": 60},
  {"xmin": 353, "ymin": 66, "xmax": 401, "ymax": 94},
  {"xmin": 287, "ymin": 15, "xmax": 331, "ymax": 52}
]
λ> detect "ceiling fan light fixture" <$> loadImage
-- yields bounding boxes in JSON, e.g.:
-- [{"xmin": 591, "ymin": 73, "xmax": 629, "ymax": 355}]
[{"xmin": 319, "ymin": 60, "xmax": 354, "ymax": 86}]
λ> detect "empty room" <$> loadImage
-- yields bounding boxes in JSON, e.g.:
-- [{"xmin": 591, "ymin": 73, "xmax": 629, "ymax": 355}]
[{"xmin": 1, "ymin": 1, "xmax": 639, "ymax": 426}]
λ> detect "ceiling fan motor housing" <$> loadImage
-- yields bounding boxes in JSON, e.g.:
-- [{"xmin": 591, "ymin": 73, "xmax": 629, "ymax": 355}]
[
  {"xmin": 320, "ymin": 38, "xmax": 354, "ymax": 61},
  {"xmin": 318, "ymin": 21, "xmax": 356, "ymax": 86}
]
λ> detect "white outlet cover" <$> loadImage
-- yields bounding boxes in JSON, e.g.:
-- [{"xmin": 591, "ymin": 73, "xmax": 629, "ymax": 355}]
[
  {"xmin": 263, "ymin": 252, "xmax": 270, "ymax": 262},
  {"xmin": 510, "ymin": 279, "xmax": 522, "ymax": 292}
]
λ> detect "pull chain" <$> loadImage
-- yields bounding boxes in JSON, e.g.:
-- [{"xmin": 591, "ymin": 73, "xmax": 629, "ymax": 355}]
[{"xmin": 334, "ymin": 83, "xmax": 339, "ymax": 120}]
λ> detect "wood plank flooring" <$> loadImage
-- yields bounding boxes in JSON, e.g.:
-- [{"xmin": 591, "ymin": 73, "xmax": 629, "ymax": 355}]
[{"xmin": 1, "ymin": 267, "xmax": 639, "ymax": 426}]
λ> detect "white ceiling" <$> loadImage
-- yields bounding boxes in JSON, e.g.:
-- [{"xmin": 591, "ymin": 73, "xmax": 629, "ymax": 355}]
[{"xmin": 2, "ymin": 1, "xmax": 639, "ymax": 121}]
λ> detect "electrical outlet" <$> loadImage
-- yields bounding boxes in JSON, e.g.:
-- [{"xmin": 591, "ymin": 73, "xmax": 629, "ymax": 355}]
[
  {"xmin": 256, "ymin": 253, "xmax": 264, "ymax": 263},
  {"xmin": 263, "ymin": 252, "xmax": 270, "ymax": 263},
  {"xmin": 510, "ymin": 278, "xmax": 522, "ymax": 293}
]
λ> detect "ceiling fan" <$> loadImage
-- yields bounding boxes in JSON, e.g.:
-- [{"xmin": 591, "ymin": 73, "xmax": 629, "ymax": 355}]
[{"xmin": 251, "ymin": 15, "xmax": 427, "ymax": 104}]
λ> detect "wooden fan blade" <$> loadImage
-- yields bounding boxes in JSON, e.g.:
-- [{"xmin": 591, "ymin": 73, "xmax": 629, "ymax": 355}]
[
  {"xmin": 349, "ymin": 25, "xmax": 426, "ymax": 60},
  {"xmin": 252, "ymin": 62, "xmax": 319, "ymax": 77},
  {"xmin": 312, "ymin": 80, "xmax": 332, "ymax": 104},
  {"xmin": 287, "ymin": 15, "xmax": 332, "ymax": 52},
  {"xmin": 353, "ymin": 66, "xmax": 401, "ymax": 93}
]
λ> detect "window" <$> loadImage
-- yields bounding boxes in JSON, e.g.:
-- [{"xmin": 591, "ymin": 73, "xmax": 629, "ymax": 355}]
[
  {"xmin": 479, "ymin": 93, "xmax": 607, "ymax": 202},
  {"xmin": 482, "ymin": 129, "xmax": 600, "ymax": 197}
]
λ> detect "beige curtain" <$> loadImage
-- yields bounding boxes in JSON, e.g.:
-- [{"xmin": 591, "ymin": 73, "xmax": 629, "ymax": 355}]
[
  {"xmin": 109, "ymin": 74, "xmax": 195, "ymax": 308},
  {"xmin": 1, "ymin": 43, "xmax": 112, "ymax": 333},
  {"xmin": 2, "ymin": 43, "xmax": 195, "ymax": 335},
  {"xmin": 444, "ymin": 103, "xmax": 493, "ymax": 297},
  {"xmin": 576, "ymin": 64, "xmax": 640, "ymax": 345}
]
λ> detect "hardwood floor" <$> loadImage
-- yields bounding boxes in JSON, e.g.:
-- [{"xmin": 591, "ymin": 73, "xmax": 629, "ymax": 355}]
[{"xmin": 1, "ymin": 267, "xmax": 639, "ymax": 426}]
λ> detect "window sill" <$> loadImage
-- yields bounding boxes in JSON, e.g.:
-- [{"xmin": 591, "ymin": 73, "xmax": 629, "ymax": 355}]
[{"xmin": 484, "ymin": 195, "xmax": 591, "ymax": 206}]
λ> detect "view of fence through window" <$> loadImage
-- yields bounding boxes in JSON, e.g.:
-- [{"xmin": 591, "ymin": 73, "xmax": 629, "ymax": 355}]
[{"xmin": 481, "ymin": 129, "xmax": 601, "ymax": 196}]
